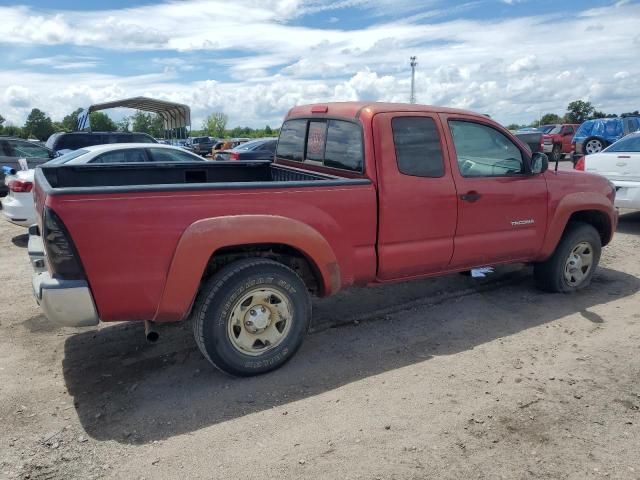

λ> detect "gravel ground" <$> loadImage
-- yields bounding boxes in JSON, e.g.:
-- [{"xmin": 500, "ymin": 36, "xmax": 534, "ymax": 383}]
[{"xmin": 0, "ymin": 210, "xmax": 639, "ymax": 480}]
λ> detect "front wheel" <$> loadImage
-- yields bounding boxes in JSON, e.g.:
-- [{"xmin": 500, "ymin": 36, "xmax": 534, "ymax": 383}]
[
  {"xmin": 534, "ymin": 222, "xmax": 601, "ymax": 293},
  {"xmin": 551, "ymin": 144, "xmax": 562, "ymax": 163},
  {"xmin": 192, "ymin": 258, "xmax": 311, "ymax": 376}
]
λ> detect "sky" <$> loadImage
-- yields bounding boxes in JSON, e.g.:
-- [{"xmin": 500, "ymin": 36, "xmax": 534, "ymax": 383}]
[{"xmin": 0, "ymin": 0, "xmax": 638, "ymax": 130}]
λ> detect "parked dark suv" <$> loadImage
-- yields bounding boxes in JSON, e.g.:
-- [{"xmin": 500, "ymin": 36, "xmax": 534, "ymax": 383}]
[
  {"xmin": 45, "ymin": 132, "xmax": 157, "ymax": 153},
  {"xmin": 0, "ymin": 137, "xmax": 55, "ymax": 196}
]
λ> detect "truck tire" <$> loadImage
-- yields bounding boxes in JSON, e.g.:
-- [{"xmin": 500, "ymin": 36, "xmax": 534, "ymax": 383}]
[
  {"xmin": 551, "ymin": 144, "xmax": 562, "ymax": 162},
  {"xmin": 584, "ymin": 137, "xmax": 606, "ymax": 155},
  {"xmin": 534, "ymin": 222, "xmax": 601, "ymax": 293},
  {"xmin": 192, "ymin": 258, "xmax": 311, "ymax": 376}
]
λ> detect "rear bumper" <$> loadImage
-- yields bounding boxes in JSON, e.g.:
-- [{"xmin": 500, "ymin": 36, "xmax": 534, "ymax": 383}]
[
  {"xmin": 1, "ymin": 194, "xmax": 36, "ymax": 227},
  {"xmin": 32, "ymin": 273, "xmax": 99, "ymax": 327},
  {"xmin": 29, "ymin": 230, "xmax": 99, "ymax": 327},
  {"xmin": 611, "ymin": 180, "xmax": 640, "ymax": 210}
]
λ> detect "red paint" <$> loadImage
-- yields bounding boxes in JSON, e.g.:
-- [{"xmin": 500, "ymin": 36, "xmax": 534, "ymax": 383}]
[
  {"xmin": 540, "ymin": 123, "xmax": 579, "ymax": 156},
  {"xmin": 38, "ymin": 102, "xmax": 617, "ymax": 324}
]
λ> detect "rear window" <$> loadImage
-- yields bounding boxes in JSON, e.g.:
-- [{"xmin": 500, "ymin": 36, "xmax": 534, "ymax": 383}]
[
  {"xmin": 45, "ymin": 149, "xmax": 90, "ymax": 165},
  {"xmin": 276, "ymin": 118, "xmax": 363, "ymax": 172},
  {"xmin": 277, "ymin": 119, "xmax": 306, "ymax": 161},
  {"xmin": 604, "ymin": 134, "xmax": 640, "ymax": 152}
]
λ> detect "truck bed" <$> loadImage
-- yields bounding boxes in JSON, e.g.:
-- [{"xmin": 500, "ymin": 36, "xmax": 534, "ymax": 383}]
[
  {"xmin": 36, "ymin": 161, "xmax": 363, "ymax": 194},
  {"xmin": 34, "ymin": 160, "xmax": 378, "ymax": 322}
]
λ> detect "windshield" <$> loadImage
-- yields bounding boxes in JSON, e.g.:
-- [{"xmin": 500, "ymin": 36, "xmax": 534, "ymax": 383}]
[
  {"xmin": 540, "ymin": 125, "xmax": 561, "ymax": 134},
  {"xmin": 44, "ymin": 149, "xmax": 90, "ymax": 165},
  {"xmin": 604, "ymin": 134, "xmax": 640, "ymax": 153}
]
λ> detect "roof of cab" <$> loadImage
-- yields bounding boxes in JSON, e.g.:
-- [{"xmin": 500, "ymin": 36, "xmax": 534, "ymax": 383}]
[{"xmin": 286, "ymin": 102, "xmax": 484, "ymax": 120}]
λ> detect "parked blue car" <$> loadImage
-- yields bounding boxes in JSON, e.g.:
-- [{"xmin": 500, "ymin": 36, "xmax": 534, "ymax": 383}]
[{"xmin": 573, "ymin": 116, "xmax": 640, "ymax": 157}]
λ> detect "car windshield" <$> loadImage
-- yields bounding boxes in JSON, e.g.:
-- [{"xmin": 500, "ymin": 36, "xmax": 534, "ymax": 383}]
[
  {"xmin": 44, "ymin": 149, "xmax": 90, "ymax": 165},
  {"xmin": 604, "ymin": 134, "xmax": 640, "ymax": 152},
  {"xmin": 540, "ymin": 125, "xmax": 561, "ymax": 134}
]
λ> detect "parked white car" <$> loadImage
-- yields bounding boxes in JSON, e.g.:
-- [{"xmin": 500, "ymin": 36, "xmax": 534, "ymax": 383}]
[
  {"xmin": 579, "ymin": 132, "xmax": 640, "ymax": 209},
  {"xmin": 1, "ymin": 170, "xmax": 36, "ymax": 227},
  {"xmin": 1, "ymin": 143, "xmax": 205, "ymax": 228}
]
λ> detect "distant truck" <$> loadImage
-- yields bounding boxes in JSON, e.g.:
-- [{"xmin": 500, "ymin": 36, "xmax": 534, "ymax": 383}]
[
  {"xmin": 186, "ymin": 137, "xmax": 216, "ymax": 157},
  {"xmin": 514, "ymin": 124, "xmax": 578, "ymax": 161},
  {"xmin": 29, "ymin": 102, "xmax": 617, "ymax": 376},
  {"xmin": 539, "ymin": 124, "xmax": 579, "ymax": 162}
]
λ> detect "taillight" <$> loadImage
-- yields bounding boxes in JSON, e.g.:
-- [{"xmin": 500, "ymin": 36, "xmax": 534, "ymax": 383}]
[
  {"xmin": 42, "ymin": 207, "xmax": 85, "ymax": 280},
  {"xmin": 8, "ymin": 179, "xmax": 33, "ymax": 193},
  {"xmin": 574, "ymin": 156, "xmax": 585, "ymax": 171},
  {"xmin": 230, "ymin": 152, "xmax": 240, "ymax": 160}
]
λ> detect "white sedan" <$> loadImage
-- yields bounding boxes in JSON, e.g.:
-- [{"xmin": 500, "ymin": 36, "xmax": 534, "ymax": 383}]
[
  {"xmin": 577, "ymin": 132, "xmax": 640, "ymax": 209},
  {"xmin": 1, "ymin": 143, "xmax": 205, "ymax": 227}
]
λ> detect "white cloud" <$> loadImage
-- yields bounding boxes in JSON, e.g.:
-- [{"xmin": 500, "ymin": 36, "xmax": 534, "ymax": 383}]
[
  {"xmin": 23, "ymin": 55, "xmax": 101, "ymax": 70},
  {"xmin": 0, "ymin": 1, "xmax": 638, "ymax": 128}
]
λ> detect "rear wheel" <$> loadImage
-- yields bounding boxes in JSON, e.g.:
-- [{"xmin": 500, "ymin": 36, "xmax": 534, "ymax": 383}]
[
  {"xmin": 584, "ymin": 137, "xmax": 606, "ymax": 155},
  {"xmin": 551, "ymin": 144, "xmax": 562, "ymax": 162},
  {"xmin": 192, "ymin": 258, "xmax": 311, "ymax": 376},
  {"xmin": 534, "ymin": 222, "xmax": 601, "ymax": 293}
]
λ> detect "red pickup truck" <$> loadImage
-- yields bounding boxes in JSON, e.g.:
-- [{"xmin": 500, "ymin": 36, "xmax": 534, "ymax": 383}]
[
  {"xmin": 539, "ymin": 123, "xmax": 579, "ymax": 162},
  {"xmin": 29, "ymin": 102, "xmax": 617, "ymax": 376}
]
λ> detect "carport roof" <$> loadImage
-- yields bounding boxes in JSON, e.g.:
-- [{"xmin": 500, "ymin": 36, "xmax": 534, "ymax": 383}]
[{"xmin": 87, "ymin": 96, "xmax": 191, "ymax": 130}]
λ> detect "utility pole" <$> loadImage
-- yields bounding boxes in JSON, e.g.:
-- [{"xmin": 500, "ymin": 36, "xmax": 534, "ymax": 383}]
[{"xmin": 409, "ymin": 56, "xmax": 417, "ymax": 104}]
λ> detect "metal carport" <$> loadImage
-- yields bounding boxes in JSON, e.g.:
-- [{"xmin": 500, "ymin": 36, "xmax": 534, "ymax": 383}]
[{"xmin": 76, "ymin": 96, "xmax": 191, "ymax": 139}]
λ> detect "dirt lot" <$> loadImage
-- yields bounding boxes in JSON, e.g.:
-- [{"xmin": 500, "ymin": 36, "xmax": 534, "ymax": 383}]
[{"xmin": 1, "ymin": 212, "xmax": 639, "ymax": 480}]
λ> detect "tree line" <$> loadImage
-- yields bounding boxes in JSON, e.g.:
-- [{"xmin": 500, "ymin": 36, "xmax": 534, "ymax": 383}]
[
  {"xmin": 0, "ymin": 108, "xmax": 278, "ymax": 141},
  {"xmin": 506, "ymin": 100, "xmax": 639, "ymax": 130}
]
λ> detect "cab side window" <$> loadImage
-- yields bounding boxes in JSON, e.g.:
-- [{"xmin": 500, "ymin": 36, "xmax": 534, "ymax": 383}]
[
  {"xmin": 392, "ymin": 117, "xmax": 444, "ymax": 177},
  {"xmin": 449, "ymin": 121, "xmax": 524, "ymax": 177},
  {"xmin": 91, "ymin": 149, "xmax": 147, "ymax": 163}
]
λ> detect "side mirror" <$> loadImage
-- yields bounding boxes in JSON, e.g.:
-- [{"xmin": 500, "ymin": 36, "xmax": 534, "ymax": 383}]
[{"xmin": 531, "ymin": 152, "xmax": 549, "ymax": 174}]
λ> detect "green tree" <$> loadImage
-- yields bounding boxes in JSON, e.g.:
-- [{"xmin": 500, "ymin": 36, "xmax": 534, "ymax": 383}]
[
  {"xmin": 117, "ymin": 116, "xmax": 130, "ymax": 132},
  {"xmin": 202, "ymin": 112, "xmax": 228, "ymax": 138},
  {"xmin": 565, "ymin": 100, "xmax": 595, "ymax": 124},
  {"xmin": 89, "ymin": 112, "xmax": 117, "ymax": 131},
  {"xmin": 24, "ymin": 108, "xmax": 55, "ymax": 141},
  {"xmin": 264, "ymin": 125, "xmax": 273, "ymax": 135},
  {"xmin": 131, "ymin": 111, "xmax": 164, "ymax": 137},
  {"xmin": 539, "ymin": 113, "xmax": 563, "ymax": 125},
  {"xmin": 2, "ymin": 125, "xmax": 24, "ymax": 138},
  {"xmin": 61, "ymin": 108, "xmax": 84, "ymax": 131},
  {"xmin": 0, "ymin": 114, "xmax": 5, "ymax": 134}
]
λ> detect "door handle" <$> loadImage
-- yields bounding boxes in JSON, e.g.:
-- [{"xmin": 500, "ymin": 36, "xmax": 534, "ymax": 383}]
[{"xmin": 460, "ymin": 191, "xmax": 482, "ymax": 203}]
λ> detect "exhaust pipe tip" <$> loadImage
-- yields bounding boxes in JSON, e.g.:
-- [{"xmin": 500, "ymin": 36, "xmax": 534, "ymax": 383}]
[{"xmin": 144, "ymin": 321, "xmax": 159, "ymax": 343}]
